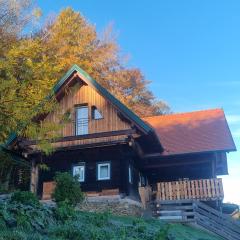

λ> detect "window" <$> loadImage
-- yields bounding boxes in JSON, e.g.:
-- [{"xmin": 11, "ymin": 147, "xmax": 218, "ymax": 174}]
[
  {"xmin": 75, "ymin": 105, "xmax": 88, "ymax": 135},
  {"xmin": 73, "ymin": 164, "xmax": 85, "ymax": 182},
  {"xmin": 97, "ymin": 163, "xmax": 110, "ymax": 180},
  {"xmin": 139, "ymin": 173, "xmax": 146, "ymax": 187},
  {"xmin": 92, "ymin": 106, "xmax": 103, "ymax": 120},
  {"xmin": 129, "ymin": 165, "xmax": 133, "ymax": 184}
]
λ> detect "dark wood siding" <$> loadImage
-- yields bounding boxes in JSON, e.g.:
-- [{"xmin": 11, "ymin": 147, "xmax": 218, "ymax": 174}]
[
  {"xmin": 141, "ymin": 152, "xmax": 218, "ymax": 184},
  {"xmin": 36, "ymin": 145, "xmax": 137, "ymax": 197},
  {"xmin": 126, "ymin": 159, "xmax": 141, "ymax": 201}
]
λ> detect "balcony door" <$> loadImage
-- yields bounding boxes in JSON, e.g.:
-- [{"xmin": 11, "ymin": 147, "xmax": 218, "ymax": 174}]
[{"xmin": 75, "ymin": 105, "xmax": 89, "ymax": 135}]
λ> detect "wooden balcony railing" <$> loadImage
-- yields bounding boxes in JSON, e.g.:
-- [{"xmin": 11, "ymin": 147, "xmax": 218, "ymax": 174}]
[{"xmin": 155, "ymin": 178, "xmax": 224, "ymax": 201}]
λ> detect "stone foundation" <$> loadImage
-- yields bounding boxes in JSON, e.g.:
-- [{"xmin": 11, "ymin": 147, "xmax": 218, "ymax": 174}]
[{"xmin": 77, "ymin": 195, "xmax": 143, "ymax": 217}]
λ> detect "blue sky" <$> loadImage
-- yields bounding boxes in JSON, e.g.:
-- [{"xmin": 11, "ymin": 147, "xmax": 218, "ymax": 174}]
[{"xmin": 37, "ymin": 0, "xmax": 240, "ymax": 204}]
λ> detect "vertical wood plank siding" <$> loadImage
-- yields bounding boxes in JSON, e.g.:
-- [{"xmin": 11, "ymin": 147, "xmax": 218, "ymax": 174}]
[
  {"xmin": 156, "ymin": 178, "xmax": 224, "ymax": 201},
  {"xmin": 44, "ymin": 84, "xmax": 132, "ymax": 148}
]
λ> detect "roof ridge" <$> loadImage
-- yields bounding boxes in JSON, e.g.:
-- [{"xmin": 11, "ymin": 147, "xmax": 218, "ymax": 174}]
[{"xmin": 142, "ymin": 108, "xmax": 223, "ymax": 119}]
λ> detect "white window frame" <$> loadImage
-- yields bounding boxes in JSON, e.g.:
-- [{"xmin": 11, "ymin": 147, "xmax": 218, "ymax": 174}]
[
  {"xmin": 129, "ymin": 165, "xmax": 133, "ymax": 184},
  {"xmin": 97, "ymin": 162, "xmax": 110, "ymax": 180},
  {"xmin": 73, "ymin": 164, "xmax": 85, "ymax": 182},
  {"xmin": 75, "ymin": 105, "xmax": 89, "ymax": 136}
]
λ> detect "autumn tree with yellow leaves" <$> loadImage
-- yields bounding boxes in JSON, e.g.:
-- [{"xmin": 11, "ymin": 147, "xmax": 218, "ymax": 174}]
[{"xmin": 0, "ymin": 3, "xmax": 170, "ymax": 145}]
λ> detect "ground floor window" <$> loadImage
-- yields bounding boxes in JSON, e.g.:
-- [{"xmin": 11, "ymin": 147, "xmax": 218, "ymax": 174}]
[
  {"xmin": 129, "ymin": 165, "xmax": 133, "ymax": 184},
  {"xmin": 97, "ymin": 162, "xmax": 110, "ymax": 180},
  {"xmin": 139, "ymin": 173, "xmax": 147, "ymax": 187},
  {"xmin": 73, "ymin": 163, "xmax": 85, "ymax": 182}
]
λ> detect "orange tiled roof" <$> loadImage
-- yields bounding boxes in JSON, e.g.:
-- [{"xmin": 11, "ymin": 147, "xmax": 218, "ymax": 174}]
[{"xmin": 143, "ymin": 109, "xmax": 236, "ymax": 155}]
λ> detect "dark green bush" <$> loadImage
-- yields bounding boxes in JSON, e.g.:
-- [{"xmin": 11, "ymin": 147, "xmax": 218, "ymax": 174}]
[
  {"xmin": 0, "ymin": 195, "xmax": 55, "ymax": 232},
  {"xmin": 0, "ymin": 229, "xmax": 26, "ymax": 240},
  {"xmin": 222, "ymin": 202, "xmax": 239, "ymax": 214},
  {"xmin": 52, "ymin": 172, "xmax": 84, "ymax": 207},
  {"xmin": 49, "ymin": 223, "xmax": 84, "ymax": 240},
  {"xmin": 0, "ymin": 185, "xmax": 9, "ymax": 194},
  {"xmin": 85, "ymin": 211, "xmax": 110, "ymax": 227},
  {"xmin": 10, "ymin": 191, "xmax": 40, "ymax": 206},
  {"xmin": 54, "ymin": 200, "xmax": 76, "ymax": 222}
]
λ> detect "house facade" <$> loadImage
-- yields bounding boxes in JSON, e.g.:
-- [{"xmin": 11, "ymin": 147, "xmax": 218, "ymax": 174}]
[{"xmin": 5, "ymin": 65, "xmax": 236, "ymax": 205}]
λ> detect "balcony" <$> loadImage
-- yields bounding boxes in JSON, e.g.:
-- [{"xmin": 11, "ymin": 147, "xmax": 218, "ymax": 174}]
[
  {"xmin": 155, "ymin": 178, "xmax": 224, "ymax": 201},
  {"xmin": 139, "ymin": 178, "xmax": 224, "ymax": 209}
]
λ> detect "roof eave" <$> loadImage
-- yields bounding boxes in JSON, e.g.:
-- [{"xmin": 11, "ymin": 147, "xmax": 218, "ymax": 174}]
[{"xmin": 143, "ymin": 148, "xmax": 237, "ymax": 159}]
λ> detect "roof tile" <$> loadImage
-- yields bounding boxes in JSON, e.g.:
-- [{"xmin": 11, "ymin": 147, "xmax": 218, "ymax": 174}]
[{"xmin": 143, "ymin": 109, "xmax": 236, "ymax": 155}]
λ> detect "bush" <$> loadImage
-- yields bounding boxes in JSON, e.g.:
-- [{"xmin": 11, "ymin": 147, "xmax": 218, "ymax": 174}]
[
  {"xmin": 52, "ymin": 172, "xmax": 84, "ymax": 207},
  {"xmin": 0, "ymin": 198, "xmax": 55, "ymax": 232},
  {"xmin": 10, "ymin": 191, "xmax": 40, "ymax": 206},
  {"xmin": 49, "ymin": 223, "xmax": 84, "ymax": 240},
  {"xmin": 222, "ymin": 202, "xmax": 239, "ymax": 214},
  {"xmin": 85, "ymin": 211, "xmax": 110, "ymax": 227},
  {"xmin": 54, "ymin": 200, "xmax": 76, "ymax": 222}
]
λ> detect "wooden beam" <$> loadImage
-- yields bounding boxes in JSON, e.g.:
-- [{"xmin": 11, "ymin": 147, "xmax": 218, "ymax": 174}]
[
  {"xmin": 23, "ymin": 129, "xmax": 135, "ymax": 146},
  {"xmin": 143, "ymin": 159, "xmax": 210, "ymax": 169},
  {"xmin": 30, "ymin": 159, "xmax": 39, "ymax": 194},
  {"xmin": 143, "ymin": 152, "xmax": 163, "ymax": 159},
  {"xmin": 130, "ymin": 139, "xmax": 144, "ymax": 158},
  {"xmin": 143, "ymin": 149, "xmax": 230, "ymax": 159},
  {"xmin": 28, "ymin": 139, "xmax": 128, "ymax": 154}
]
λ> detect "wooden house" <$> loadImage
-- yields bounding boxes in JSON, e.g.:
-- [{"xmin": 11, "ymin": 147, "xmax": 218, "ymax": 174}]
[{"xmin": 4, "ymin": 65, "xmax": 236, "ymax": 205}]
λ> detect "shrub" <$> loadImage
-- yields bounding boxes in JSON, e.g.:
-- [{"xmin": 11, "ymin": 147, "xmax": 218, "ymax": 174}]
[
  {"xmin": 222, "ymin": 202, "xmax": 239, "ymax": 214},
  {"xmin": 0, "ymin": 199, "xmax": 55, "ymax": 232},
  {"xmin": 49, "ymin": 223, "xmax": 84, "ymax": 240},
  {"xmin": 0, "ymin": 185, "xmax": 9, "ymax": 194},
  {"xmin": 85, "ymin": 211, "xmax": 110, "ymax": 227},
  {"xmin": 52, "ymin": 172, "xmax": 84, "ymax": 207},
  {"xmin": 54, "ymin": 200, "xmax": 76, "ymax": 222},
  {"xmin": 10, "ymin": 191, "xmax": 39, "ymax": 206}
]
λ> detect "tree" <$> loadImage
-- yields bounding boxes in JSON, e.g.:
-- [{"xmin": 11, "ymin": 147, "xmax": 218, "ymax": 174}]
[
  {"xmin": 104, "ymin": 68, "xmax": 170, "ymax": 116},
  {"xmin": 0, "ymin": 6, "xmax": 170, "ymax": 145},
  {"xmin": 0, "ymin": 0, "xmax": 46, "ymax": 143},
  {"xmin": 0, "ymin": 38, "xmax": 60, "ymax": 146},
  {"xmin": 0, "ymin": 0, "xmax": 39, "ymax": 55},
  {"xmin": 38, "ymin": 8, "xmax": 170, "ymax": 116}
]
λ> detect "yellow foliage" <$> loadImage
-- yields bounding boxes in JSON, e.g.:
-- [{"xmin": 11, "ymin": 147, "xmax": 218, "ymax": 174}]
[{"xmin": 0, "ymin": 6, "xmax": 170, "ymax": 152}]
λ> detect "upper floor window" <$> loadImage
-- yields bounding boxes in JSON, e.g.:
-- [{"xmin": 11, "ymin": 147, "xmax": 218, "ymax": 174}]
[
  {"xmin": 73, "ymin": 163, "xmax": 85, "ymax": 182},
  {"xmin": 75, "ymin": 105, "xmax": 88, "ymax": 135},
  {"xmin": 92, "ymin": 106, "xmax": 103, "ymax": 120}
]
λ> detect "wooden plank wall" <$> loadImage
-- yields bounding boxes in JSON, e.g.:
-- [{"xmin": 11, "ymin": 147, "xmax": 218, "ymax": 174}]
[
  {"xmin": 42, "ymin": 181, "xmax": 120, "ymax": 200},
  {"xmin": 42, "ymin": 83, "xmax": 132, "ymax": 148},
  {"xmin": 138, "ymin": 186, "xmax": 152, "ymax": 209},
  {"xmin": 156, "ymin": 178, "xmax": 224, "ymax": 201}
]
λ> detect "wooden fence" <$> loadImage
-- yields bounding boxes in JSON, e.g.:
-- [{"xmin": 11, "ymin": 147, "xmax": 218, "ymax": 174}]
[
  {"xmin": 153, "ymin": 199, "xmax": 240, "ymax": 240},
  {"xmin": 195, "ymin": 200, "xmax": 240, "ymax": 240},
  {"xmin": 156, "ymin": 178, "xmax": 224, "ymax": 201}
]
